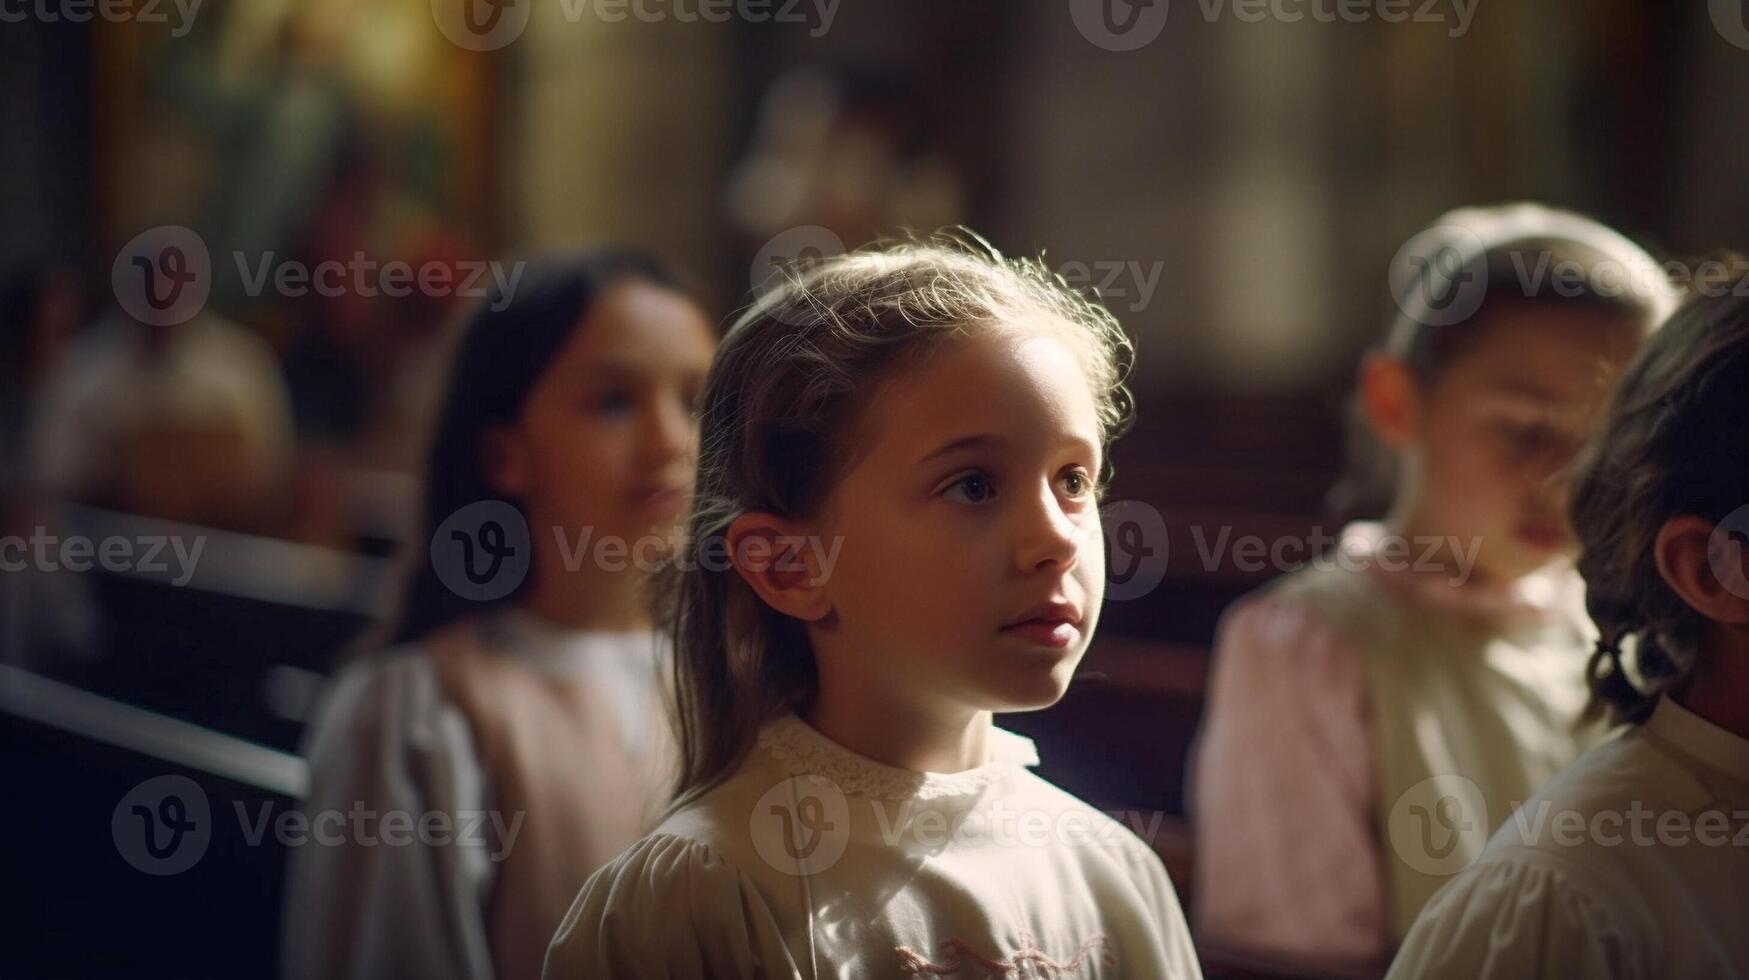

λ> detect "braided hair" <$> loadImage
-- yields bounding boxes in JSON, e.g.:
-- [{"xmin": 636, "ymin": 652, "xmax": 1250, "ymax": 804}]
[{"xmin": 1569, "ymin": 269, "xmax": 1749, "ymax": 724}]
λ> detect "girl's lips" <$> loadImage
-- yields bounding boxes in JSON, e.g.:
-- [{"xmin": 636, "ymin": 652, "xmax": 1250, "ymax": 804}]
[
  {"xmin": 1515, "ymin": 523, "xmax": 1566, "ymax": 551},
  {"xmin": 999, "ymin": 620, "xmax": 1080, "ymax": 649},
  {"xmin": 634, "ymin": 486, "xmax": 687, "ymax": 518}
]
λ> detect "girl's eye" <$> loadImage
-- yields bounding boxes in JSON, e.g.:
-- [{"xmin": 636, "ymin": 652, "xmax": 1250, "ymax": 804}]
[
  {"xmin": 943, "ymin": 472, "xmax": 997, "ymax": 505},
  {"xmin": 591, "ymin": 391, "xmax": 635, "ymax": 416},
  {"xmin": 1061, "ymin": 468, "xmax": 1095, "ymax": 498},
  {"xmin": 1493, "ymin": 419, "xmax": 1559, "ymax": 455}
]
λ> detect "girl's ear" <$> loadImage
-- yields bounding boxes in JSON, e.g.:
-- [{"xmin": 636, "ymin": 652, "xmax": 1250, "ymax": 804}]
[
  {"xmin": 725, "ymin": 511, "xmax": 834, "ymax": 623},
  {"xmin": 1359, "ymin": 350, "xmax": 1421, "ymax": 449},
  {"xmin": 480, "ymin": 425, "xmax": 532, "ymax": 499},
  {"xmin": 1654, "ymin": 515, "xmax": 1749, "ymax": 626}
]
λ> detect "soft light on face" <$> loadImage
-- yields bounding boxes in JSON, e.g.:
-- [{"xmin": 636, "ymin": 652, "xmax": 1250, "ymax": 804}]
[
  {"xmin": 1407, "ymin": 303, "xmax": 1642, "ymax": 583},
  {"xmin": 487, "ymin": 280, "xmax": 717, "ymax": 555},
  {"xmin": 807, "ymin": 327, "xmax": 1108, "ymax": 714}
]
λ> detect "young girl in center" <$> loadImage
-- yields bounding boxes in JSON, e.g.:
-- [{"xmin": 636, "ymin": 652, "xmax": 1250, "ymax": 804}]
[
  {"xmin": 1389, "ymin": 274, "xmax": 1749, "ymax": 980},
  {"xmin": 1190, "ymin": 203, "xmax": 1680, "ymax": 971},
  {"xmin": 544, "ymin": 237, "xmax": 1203, "ymax": 978}
]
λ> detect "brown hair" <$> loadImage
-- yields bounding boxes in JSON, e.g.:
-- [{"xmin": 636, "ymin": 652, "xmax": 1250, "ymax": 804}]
[
  {"xmin": 384, "ymin": 248, "xmax": 688, "ymax": 647},
  {"xmin": 659, "ymin": 232, "xmax": 1135, "ymax": 812},
  {"xmin": 1330, "ymin": 203, "xmax": 1677, "ymax": 520},
  {"xmin": 1570, "ymin": 274, "xmax": 1749, "ymax": 725}
]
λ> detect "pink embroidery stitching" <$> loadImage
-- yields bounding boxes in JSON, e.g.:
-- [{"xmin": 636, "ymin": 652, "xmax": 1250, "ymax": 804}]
[{"xmin": 894, "ymin": 931, "xmax": 1116, "ymax": 977}]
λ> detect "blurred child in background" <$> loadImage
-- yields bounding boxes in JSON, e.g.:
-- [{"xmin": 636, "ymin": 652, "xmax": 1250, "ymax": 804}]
[
  {"xmin": 281, "ymin": 249, "xmax": 716, "ymax": 980},
  {"xmin": 1389, "ymin": 273, "xmax": 1749, "ymax": 980},
  {"xmin": 29, "ymin": 302, "xmax": 294, "ymax": 532},
  {"xmin": 1190, "ymin": 204, "xmax": 1678, "ymax": 971}
]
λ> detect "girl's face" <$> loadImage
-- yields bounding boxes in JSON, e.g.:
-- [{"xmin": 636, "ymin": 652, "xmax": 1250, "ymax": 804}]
[
  {"xmin": 1388, "ymin": 303, "xmax": 1642, "ymax": 584},
  {"xmin": 486, "ymin": 280, "xmax": 716, "ymax": 554},
  {"xmin": 807, "ymin": 328, "xmax": 1107, "ymax": 714}
]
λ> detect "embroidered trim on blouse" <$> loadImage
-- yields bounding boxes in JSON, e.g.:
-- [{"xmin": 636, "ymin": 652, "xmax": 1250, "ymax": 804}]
[
  {"xmin": 1339, "ymin": 521, "xmax": 1580, "ymax": 632},
  {"xmin": 756, "ymin": 713, "xmax": 1040, "ymax": 802},
  {"xmin": 895, "ymin": 931, "xmax": 1116, "ymax": 977}
]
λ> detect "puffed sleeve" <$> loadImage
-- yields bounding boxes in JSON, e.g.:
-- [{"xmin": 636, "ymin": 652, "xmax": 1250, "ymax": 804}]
[
  {"xmin": 544, "ymin": 833, "xmax": 805, "ymax": 980},
  {"xmin": 1385, "ymin": 850, "xmax": 1650, "ymax": 980},
  {"xmin": 1120, "ymin": 833, "xmax": 1206, "ymax": 979},
  {"xmin": 280, "ymin": 652, "xmax": 496, "ymax": 980},
  {"xmin": 1189, "ymin": 594, "xmax": 1387, "ymax": 966}
]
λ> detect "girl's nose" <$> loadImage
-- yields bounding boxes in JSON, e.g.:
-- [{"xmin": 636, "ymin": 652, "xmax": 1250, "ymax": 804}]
[
  {"xmin": 1525, "ymin": 441, "xmax": 1582, "ymax": 506},
  {"xmin": 1013, "ymin": 481, "xmax": 1084, "ymax": 574},
  {"xmin": 643, "ymin": 391, "xmax": 695, "ymax": 461}
]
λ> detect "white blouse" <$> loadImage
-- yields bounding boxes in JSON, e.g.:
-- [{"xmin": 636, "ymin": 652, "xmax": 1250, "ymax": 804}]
[
  {"xmin": 1387, "ymin": 696, "xmax": 1749, "ymax": 980},
  {"xmin": 1192, "ymin": 522, "xmax": 1601, "ymax": 967},
  {"xmin": 545, "ymin": 712, "xmax": 1204, "ymax": 979},
  {"xmin": 280, "ymin": 608, "xmax": 671, "ymax": 980}
]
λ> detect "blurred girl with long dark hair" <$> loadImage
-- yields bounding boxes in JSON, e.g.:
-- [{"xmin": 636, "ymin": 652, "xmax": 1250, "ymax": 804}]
[{"xmin": 282, "ymin": 248, "xmax": 716, "ymax": 980}]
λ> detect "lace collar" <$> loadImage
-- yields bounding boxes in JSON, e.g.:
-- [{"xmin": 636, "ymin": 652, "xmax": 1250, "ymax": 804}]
[
  {"xmin": 1648, "ymin": 696, "xmax": 1749, "ymax": 789},
  {"xmin": 475, "ymin": 607, "xmax": 666, "ymax": 677},
  {"xmin": 755, "ymin": 713, "xmax": 1040, "ymax": 802},
  {"xmin": 1340, "ymin": 521, "xmax": 1582, "ymax": 634}
]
